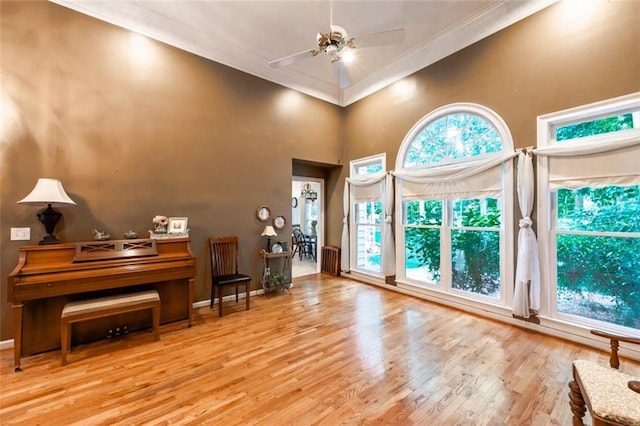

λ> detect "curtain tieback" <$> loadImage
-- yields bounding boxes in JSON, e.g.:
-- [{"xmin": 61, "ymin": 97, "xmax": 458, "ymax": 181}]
[
  {"xmin": 343, "ymin": 217, "xmax": 348, "ymax": 224},
  {"xmin": 519, "ymin": 217, "xmax": 533, "ymax": 228},
  {"xmin": 385, "ymin": 215, "xmax": 392, "ymax": 224}
]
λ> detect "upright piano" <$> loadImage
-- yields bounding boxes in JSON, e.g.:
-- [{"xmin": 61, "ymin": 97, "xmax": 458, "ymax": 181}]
[{"xmin": 7, "ymin": 238, "xmax": 196, "ymax": 371}]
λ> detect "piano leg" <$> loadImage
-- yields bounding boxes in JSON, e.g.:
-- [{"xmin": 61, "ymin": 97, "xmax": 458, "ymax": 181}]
[
  {"xmin": 12, "ymin": 303, "xmax": 23, "ymax": 372},
  {"xmin": 188, "ymin": 277, "xmax": 195, "ymax": 327}
]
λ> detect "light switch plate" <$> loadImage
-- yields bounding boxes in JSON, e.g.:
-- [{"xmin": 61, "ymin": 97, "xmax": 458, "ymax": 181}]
[{"xmin": 11, "ymin": 227, "xmax": 30, "ymax": 241}]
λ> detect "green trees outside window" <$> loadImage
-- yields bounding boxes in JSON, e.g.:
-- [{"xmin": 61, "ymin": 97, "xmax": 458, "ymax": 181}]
[
  {"xmin": 451, "ymin": 198, "xmax": 501, "ymax": 297},
  {"xmin": 556, "ymin": 113, "xmax": 635, "ymax": 141},
  {"xmin": 405, "ymin": 200, "xmax": 442, "ymax": 283},
  {"xmin": 555, "ymin": 185, "xmax": 640, "ymax": 329},
  {"xmin": 355, "ymin": 201, "xmax": 382, "ymax": 272},
  {"xmin": 404, "ymin": 198, "xmax": 502, "ymax": 297}
]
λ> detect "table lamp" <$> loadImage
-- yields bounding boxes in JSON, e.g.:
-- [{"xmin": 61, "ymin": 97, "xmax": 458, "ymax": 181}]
[
  {"xmin": 18, "ymin": 178, "xmax": 76, "ymax": 245},
  {"xmin": 261, "ymin": 225, "xmax": 278, "ymax": 252}
]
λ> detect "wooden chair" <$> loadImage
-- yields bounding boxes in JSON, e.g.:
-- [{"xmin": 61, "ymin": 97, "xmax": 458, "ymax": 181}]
[
  {"xmin": 569, "ymin": 330, "xmax": 640, "ymax": 425},
  {"xmin": 209, "ymin": 237, "xmax": 251, "ymax": 317},
  {"xmin": 291, "ymin": 228, "xmax": 308, "ymax": 260}
]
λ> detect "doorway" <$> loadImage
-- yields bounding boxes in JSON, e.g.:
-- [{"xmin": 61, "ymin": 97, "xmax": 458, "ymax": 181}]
[{"xmin": 291, "ymin": 177, "xmax": 323, "ymax": 277}]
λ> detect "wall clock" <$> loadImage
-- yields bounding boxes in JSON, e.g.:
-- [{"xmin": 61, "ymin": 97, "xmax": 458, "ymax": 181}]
[
  {"xmin": 273, "ymin": 215, "xmax": 286, "ymax": 229},
  {"xmin": 256, "ymin": 206, "xmax": 270, "ymax": 222}
]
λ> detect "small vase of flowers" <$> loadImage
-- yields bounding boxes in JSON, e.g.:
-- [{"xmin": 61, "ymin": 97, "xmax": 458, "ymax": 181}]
[{"xmin": 152, "ymin": 215, "xmax": 169, "ymax": 233}]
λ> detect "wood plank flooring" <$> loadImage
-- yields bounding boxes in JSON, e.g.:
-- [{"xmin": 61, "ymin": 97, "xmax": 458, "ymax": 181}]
[{"xmin": 1, "ymin": 274, "xmax": 636, "ymax": 425}]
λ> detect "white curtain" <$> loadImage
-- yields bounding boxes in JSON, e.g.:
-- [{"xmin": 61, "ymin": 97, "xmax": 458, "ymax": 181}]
[
  {"xmin": 394, "ymin": 151, "xmax": 517, "ymax": 200},
  {"xmin": 341, "ymin": 180, "xmax": 349, "ymax": 271},
  {"xmin": 512, "ymin": 151, "xmax": 540, "ymax": 318},
  {"xmin": 534, "ymin": 132, "xmax": 640, "ymax": 189},
  {"xmin": 383, "ymin": 174, "xmax": 395, "ymax": 276}
]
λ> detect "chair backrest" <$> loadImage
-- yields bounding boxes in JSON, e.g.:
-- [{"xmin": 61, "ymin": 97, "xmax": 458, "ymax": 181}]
[
  {"xmin": 209, "ymin": 236, "xmax": 240, "ymax": 276},
  {"xmin": 292, "ymin": 228, "xmax": 305, "ymax": 244}
]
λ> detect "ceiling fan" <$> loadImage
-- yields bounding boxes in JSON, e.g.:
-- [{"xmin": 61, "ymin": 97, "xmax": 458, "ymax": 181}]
[{"xmin": 268, "ymin": 4, "xmax": 406, "ymax": 89}]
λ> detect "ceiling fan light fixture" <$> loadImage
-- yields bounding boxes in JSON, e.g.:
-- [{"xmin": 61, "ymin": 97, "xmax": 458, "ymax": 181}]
[{"xmin": 341, "ymin": 49, "xmax": 355, "ymax": 63}]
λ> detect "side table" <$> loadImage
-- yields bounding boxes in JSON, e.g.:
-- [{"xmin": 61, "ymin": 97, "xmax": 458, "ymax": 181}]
[{"xmin": 259, "ymin": 249, "xmax": 292, "ymax": 294}]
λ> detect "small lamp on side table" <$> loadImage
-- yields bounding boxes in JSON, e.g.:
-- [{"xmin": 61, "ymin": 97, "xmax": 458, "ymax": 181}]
[
  {"xmin": 17, "ymin": 178, "xmax": 76, "ymax": 245},
  {"xmin": 261, "ymin": 225, "xmax": 278, "ymax": 252}
]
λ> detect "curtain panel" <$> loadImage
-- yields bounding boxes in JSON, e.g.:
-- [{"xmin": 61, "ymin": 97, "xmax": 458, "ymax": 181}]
[
  {"xmin": 394, "ymin": 152, "xmax": 517, "ymax": 200},
  {"xmin": 513, "ymin": 151, "xmax": 540, "ymax": 318},
  {"xmin": 534, "ymin": 131, "xmax": 640, "ymax": 190}
]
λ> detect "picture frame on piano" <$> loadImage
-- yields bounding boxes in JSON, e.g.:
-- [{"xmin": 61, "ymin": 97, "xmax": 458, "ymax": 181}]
[{"xmin": 168, "ymin": 217, "xmax": 188, "ymax": 234}]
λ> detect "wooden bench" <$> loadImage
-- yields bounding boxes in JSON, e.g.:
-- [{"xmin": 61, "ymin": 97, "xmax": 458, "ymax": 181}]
[{"xmin": 60, "ymin": 290, "xmax": 161, "ymax": 366}]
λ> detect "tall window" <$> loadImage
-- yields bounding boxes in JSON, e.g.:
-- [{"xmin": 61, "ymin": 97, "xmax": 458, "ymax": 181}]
[
  {"xmin": 396, "ymin": 104, "xmax": 513, "ymax": 304},
  {"xmin": 350, "ymin": 154, "xmax": 386, "ymax": 276},
  {"xmin": 538, "ymin": 95, "xmax": 640, "ymax": 332}
]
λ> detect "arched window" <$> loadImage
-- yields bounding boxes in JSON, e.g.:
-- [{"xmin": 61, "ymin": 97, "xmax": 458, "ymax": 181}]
[{"xmin": 395, "ymin": 103, "xmax": 514, "ymax": 305}]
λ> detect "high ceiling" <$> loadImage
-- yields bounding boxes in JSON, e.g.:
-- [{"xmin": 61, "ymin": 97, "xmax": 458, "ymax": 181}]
[{"xmin": 50, "ymin": 0, "xmax": 557, "ymax": 107}]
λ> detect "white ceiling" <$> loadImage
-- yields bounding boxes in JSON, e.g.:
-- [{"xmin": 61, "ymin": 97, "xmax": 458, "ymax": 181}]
[{"xmin": 50, "ymin": 0, "xmax": 557, "ymax": 107}]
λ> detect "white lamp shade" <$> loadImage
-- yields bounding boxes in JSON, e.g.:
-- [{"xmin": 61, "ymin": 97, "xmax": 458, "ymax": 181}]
[
  {"xmin": 261, "ymin": 225, "xmax": 278, "ymax": 237},
  {"xmin": 18, "ymin": 178, "xmax": 76, "ymax": 205}
]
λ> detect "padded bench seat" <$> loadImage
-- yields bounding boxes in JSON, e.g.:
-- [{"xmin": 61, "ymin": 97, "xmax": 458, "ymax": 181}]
[
  {"xmin": 61, "ymin": 289, "xmax": 160, "ymax": 366},
  {"xmin": 572, "ymin": 359, "xmax": 640, "ymax": 425}
]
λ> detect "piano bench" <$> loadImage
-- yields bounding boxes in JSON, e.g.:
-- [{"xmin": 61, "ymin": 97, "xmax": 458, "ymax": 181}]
[{"xmin": 60, "ymin": 290, "xmax": 161, "ymax": 366}]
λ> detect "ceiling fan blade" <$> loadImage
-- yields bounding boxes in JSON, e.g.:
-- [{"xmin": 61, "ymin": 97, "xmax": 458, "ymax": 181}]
[
  {"xmin": 350, "ymin": 28, "xmax": 406, "ymax": 49},
  {"xmin": 332, "ymin": 60, "xmax": 351, "ymax": 89},
  {"xmin": 268, "ymin": 49, "xmax": 317, "ymax": 69}
]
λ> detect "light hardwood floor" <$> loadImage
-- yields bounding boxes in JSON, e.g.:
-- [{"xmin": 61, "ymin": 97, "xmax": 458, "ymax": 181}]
[{"xmin": 1, "ymin": 274, "xmax": 635, "ymax": 425}]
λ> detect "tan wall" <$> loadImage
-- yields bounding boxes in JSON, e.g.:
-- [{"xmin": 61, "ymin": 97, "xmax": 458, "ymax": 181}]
[
  {"xmin": 329, "ymin": 1, "xmax": 640, "ymax": 246},
  {"xmin": 0, "ymin": 0, "xmax": 341, "ymax": 340}
]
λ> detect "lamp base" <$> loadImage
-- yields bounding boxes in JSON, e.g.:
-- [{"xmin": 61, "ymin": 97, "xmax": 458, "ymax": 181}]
[
  {"xmin": 37, "ymin": 204, "xmax": 63, "ymax": 245},
  {"xmin": 39, "ymin": 234, "xmax": 61, "ymax": 245}
]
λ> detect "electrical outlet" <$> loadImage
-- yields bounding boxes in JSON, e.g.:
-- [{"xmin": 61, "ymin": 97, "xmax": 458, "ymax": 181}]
[{"xmin": 11, "ymin": 227, "xmax": 30, "ymax": 241}]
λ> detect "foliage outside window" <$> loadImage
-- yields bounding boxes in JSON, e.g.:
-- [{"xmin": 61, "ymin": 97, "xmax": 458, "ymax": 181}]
[
  {"xmin": 355, "ymin": 201, "xmax": 382, "ymax": 273},
  {"xmin": 352, "ymin": 159, "xmax": 383, "ymax": 176},
  {"xmin": 556, "ymin": 113, "xmax": 635, "ymax": 142},
  {"xmin": 451, "ymin": 198, "xmax": 501, "ymax": 297},
  {"xmin": 404, "ymin": 113, "xmax": 503, "ymax": 167},
  {"xmin": 405, "ymin": 200, "xmax": 442, "ymax": 283}
]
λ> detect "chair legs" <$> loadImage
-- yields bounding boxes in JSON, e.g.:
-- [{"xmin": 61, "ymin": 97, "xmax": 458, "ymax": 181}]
[
  {"xmin": 212, "ymin": 283, "xmax": 251, "ymax": 317},
  {"xmin": 568, "ymin": 379, "xmax": 586, "ymax": 426},
  {"xmin": 218, "ymin": 287, "xmax": 224, "ymax": 317},
  {"xmin": 208, "ymin": 284, "xmax": 224, "ymax": 317},
  {"xmin": 245, "ymin": 281, "xmax": 250, "ymax": 311}
]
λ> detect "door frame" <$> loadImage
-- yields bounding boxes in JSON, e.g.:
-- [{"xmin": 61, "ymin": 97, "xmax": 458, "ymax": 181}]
[{"xmin": 292, "ymin": 176, "xmax": 323, "ymax": 276}]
